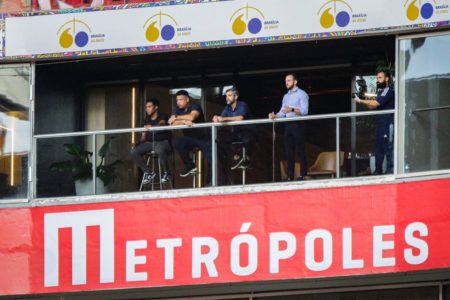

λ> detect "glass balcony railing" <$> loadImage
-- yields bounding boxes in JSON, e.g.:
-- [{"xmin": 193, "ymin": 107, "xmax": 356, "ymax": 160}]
[{"xmin": 34, "ymin": 110, "xmax": 395, "ymax": 198}]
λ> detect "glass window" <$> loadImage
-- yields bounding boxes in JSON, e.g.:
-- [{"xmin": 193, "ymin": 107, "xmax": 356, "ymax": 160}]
[
  {"xmin": 255, "ymin": 286, "xmax": 438, "ymax": 300},
  {"xmin": 444, "ymin": 284, "xmax": 450, "ymax": 299},
  {"xmin": 399, "ymin": 33, "xmax": 450, "ymax": 173},
  {"xmin": 0, "ymin": 64, "xmax": 31, "ymax": 200}
]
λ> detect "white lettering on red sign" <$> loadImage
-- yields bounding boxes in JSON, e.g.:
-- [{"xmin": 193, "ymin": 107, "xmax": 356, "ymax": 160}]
[
  {"xmin": 44, "ymin": 209, "xmax": 114, "ymax": 287},
  {"xmin": 43, "ymin": 209, "xmax": 429, "ymax": 287}
]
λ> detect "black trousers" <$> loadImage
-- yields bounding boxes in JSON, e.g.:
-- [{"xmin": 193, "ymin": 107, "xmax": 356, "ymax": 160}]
[
  {"xmin": 216, "ymin": 129, "xmax": 252, "ymax": 160},
  {"xmin": 284, "ymin": 122, "xmax": 307, "ymax": 178},
  {"xmin": 173, "ymin": 135, "xmax": 212, "ymax": 166},
  {"xmin": 375, "ymin": 119, "xmax": 394, "ymax": 174},
  {"xmin": 216, "ymin": 129, "xmax": 252, "ymax": 185}
]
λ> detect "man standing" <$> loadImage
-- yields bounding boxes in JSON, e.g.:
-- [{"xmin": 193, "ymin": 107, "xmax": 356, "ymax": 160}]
[
  {"xmin": 169, "ymin": 90, "xmax": 211, "ymax": 177},
  {"xmin": 131, "ymin": 98, "xmax": 172, "ymax": 185},
  {"xmin": 269, "ymin": 73, "xmax": 309, "ymax": 181},
  {"xmin": 213, "ymin": 87, "xmax": 252, "ymax": 184},
  {"xmin": 354, "ymin": 70, "xmax": 395, "ymax": 174}
]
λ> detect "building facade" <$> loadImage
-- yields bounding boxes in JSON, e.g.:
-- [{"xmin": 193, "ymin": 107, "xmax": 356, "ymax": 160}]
[{"xmin": 0, "ymin": 0, "xmax": 450, "ymax": 299}]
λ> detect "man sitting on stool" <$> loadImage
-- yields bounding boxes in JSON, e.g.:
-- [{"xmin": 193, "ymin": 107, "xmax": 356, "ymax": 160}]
[
  {"xmin": 213, "ymin": 87, "xmax": 253, "ymax": 183},
  {"xmin": 131, "ymin": 98, "xmax": 172, "ymax": 185},
  {"xmin": 169, "ymin": 90, "xmax": 211, "ymax": 178}
]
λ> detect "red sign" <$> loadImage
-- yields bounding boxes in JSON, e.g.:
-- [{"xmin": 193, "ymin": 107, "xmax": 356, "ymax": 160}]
[{"xmin": 1, "ymin": 178, "xmax": 450, "ymax": 296}]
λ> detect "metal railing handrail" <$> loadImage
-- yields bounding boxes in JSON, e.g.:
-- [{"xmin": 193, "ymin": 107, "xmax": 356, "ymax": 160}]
[
  {"xmin": 33, "ymin": 109, "xmax": 395, "ymax": 139},
  {"xmin": 412, "ymin": 105, "xmax": 450, "ymax": 113},
  {"xmin": 32, "ymin": 109, "xmax": 395, "ymax": 197}
]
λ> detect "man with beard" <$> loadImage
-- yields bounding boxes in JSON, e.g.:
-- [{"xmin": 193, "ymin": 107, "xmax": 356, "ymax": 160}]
[
  {"xmin": 213, "ymin": 87, "xmax": 252, "ymax": 184},
  {"xmin": 269, "ymin": 73, "xmax": 309, "ymax": 181},
  {"xmin": 354, "ymin": 70, "xmax": 395, "ymax": 174}
]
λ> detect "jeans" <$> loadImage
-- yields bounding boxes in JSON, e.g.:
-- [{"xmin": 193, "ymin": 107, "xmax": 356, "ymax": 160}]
[
  {"xmin": 173, "ymin": 135, "xmax": 212, "ymax": 166},
  {"xmin": 131, "ymin": 140, "xmax": 172, "ymax": 173}
]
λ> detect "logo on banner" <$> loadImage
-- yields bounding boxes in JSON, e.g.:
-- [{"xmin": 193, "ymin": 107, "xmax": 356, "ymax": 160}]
[
  {"xmin": 44, "ymin": 209, "xmax": 115, "ymax": 287},
  {"xmin": 230, "ymin": 3, "xmax": 279, "ymax": 36},
  {"xmin": 57, "ymin": 18, "xmax": 91, "ymax": 49},
  {"xmin": 230, "ymin": 4, "xmax": 265, "ymax": 35},
  {"xmin": 318, "ymin": 0, "xmax": 353, "ymax": 28},
  {"xmin": 57, "ymin": 18, "xmax": 105, "ymax": 49},
  {"xmin": 404, "ymin": 0, "xmax": 449, "ymax": 21},
  {"xmin": 144, "ymin": 10, "xmax": 185, "ymax": 43},
  {"xmin": 318, "ymin": 0, "xmax": 367, "ymax": 29}
]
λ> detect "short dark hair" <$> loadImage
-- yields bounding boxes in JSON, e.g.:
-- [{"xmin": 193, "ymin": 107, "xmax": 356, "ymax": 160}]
[
  {"xmin": 225, "ymin": 87, "xmax": 239, "ymax": 97},
  {"xmin": 377, "ymin": 69, "xmax": 390, "ymax": 79},
  {"xmin": 285, "ymin": 73, "xmax": 298, "ymax": 81},
  {"xmin": 175, "ymin": 90, "xmax": 189, "ymax": 98},
  {"xmin": 146, "ymin": 98, "xmax": 159, "ymax": 107}
]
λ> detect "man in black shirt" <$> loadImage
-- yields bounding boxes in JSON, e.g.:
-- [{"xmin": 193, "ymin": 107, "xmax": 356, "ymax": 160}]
[
  {"xmin": 131, "ymin": 98, "xmax": 172, "ymax": 184},
  {"xmin": 169, "ymin": 90, "xmax": 211, "ymax": 177}
]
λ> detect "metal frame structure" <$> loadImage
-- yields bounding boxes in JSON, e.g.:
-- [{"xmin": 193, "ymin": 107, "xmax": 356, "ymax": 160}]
[
  {"xmin": 0, "ymin": 30, "xmax": 449, "ymax": 209},
  {"xmin": 161, "ymin": 281, "xmax": 447, "ymax": 300},
  {"xmin": 30, "ymin": 109, "xmax": 394, "ymax": 197},
  {"xmin": 396, "ymin": 29, "xmax": 450, "ymax": 175}
]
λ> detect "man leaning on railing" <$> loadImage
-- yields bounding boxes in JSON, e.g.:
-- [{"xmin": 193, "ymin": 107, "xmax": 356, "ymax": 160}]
[
  {"xmin": 169, "ymin": 90, "xmax": 212, "ymax": 179},
  {"xmin": 213, "ymin": 87, "xmax": 253, "ymax": 184}
]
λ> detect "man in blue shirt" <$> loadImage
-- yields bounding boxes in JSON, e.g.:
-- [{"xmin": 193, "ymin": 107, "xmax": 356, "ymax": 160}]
[
  {"xmin": 354, "ymin": 70, "xmax": 395, "ymax": 174},
  {"xmin": 213, "ymin": 87, "xmax": 252, "ymax": 183},
  {"xmin": 169, "ymin": 90, "xmax": 211, "ymax": 178},
  {"xmin": 269, "ymin": 73, "xmax": 309, "ymax": 180}
]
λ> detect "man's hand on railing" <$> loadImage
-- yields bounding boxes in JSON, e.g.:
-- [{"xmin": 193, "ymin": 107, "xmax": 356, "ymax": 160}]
[
  {"xmin": 212, "ymin": 115, "xmax": 224, "ymax": 123},
  {"xmin": 268, "ymin": 112, "xmax": 276, "ymax": 120},
  {"xmin": 184, "ymin": 120, "xmax": 193, "ymax": 127},
  {"xmin": 168, "ymin": 115, "xmax": 177, "ymax": 125}
]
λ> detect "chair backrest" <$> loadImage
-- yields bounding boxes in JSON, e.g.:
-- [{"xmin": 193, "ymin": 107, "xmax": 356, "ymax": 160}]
[{"xmin": 309, "ymin": 151, "xmax": 344, "ymax": 173}]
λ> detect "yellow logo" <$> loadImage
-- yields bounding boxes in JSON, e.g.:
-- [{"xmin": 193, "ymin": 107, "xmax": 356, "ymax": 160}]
[
  {"xmin": 57, "ymin": 18, "xmax": 91, "ymax": 49},
  {"xmin": 404, "ymin": 0, "xmax": 435, "ymax": 21},
  {"xmin": 230, "ymin": 4, "xmax": 265, "ymax": 35},
  {"xmin": 143, "ymin": 10, "xmax": 178, "ymax": 42},
  {"xmin": 318, "ymin": 0, "xmax": 353, "ymax": 29}
]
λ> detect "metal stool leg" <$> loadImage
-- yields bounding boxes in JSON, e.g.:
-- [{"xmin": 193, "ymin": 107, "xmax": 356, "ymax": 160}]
[
  {"xmin": 139, "ymin": 155, "xmax": 152, "ymax": 192},
  {"xmin": 139, "ymin": 176, "xmax": 144, "ymax": 191},
  {"xmin": 242, "ymin": 146, "xmax": 247, "ymax": 185},
  {"xmin": 158, "ymin": 156, "xmax": 163, "ymax": 190},
  {"xmin": 151, "ymin": 155, "xmax": 156, "ymax": 191},
  {"xmin": 192, "ymin": 151, "xmax": 196, "ymax": 188}
]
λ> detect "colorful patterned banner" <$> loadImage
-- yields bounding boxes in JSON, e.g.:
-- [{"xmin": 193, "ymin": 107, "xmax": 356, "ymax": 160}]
[{"xmin": 2, "ymin": 0, "xmax": 450, "ymax": 60}]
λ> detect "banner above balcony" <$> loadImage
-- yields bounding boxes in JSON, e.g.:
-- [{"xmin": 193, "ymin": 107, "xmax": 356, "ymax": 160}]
[{"xmin": 2, "ymin": 0, "xmax": 450, "ymax": 60}]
